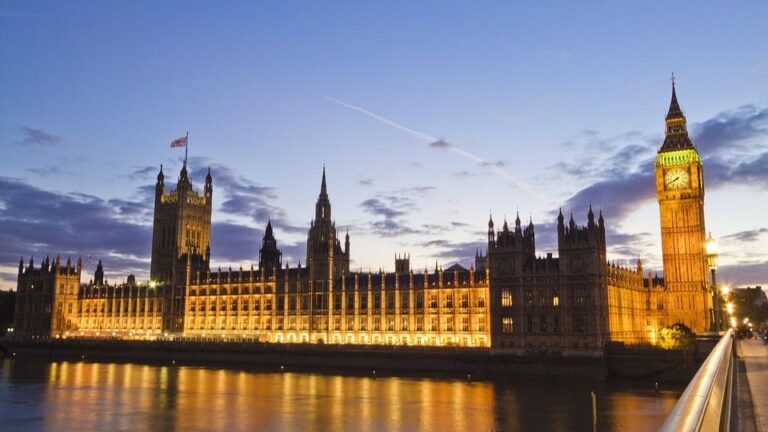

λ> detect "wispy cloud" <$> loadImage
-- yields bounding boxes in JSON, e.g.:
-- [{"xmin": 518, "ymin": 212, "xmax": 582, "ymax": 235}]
[
  {"xmin": 15, "ymin": 126, "xmax": 62, "ymax": 147},
  {"xmin": 320, "ymin": 94, "xmax": 545, "ymax": 201}
]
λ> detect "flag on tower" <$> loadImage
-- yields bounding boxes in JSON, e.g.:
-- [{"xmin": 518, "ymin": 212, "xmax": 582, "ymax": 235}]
[{"xmin": 170, "ymin": 134, "xmax": 188, "ymax": 147}]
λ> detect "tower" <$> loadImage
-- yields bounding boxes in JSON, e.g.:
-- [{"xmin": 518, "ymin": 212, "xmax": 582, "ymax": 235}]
[
  {"xmin": 149, "ymin": 163, "xmax": 213, "ymax": 283},
  {"xmin": 259, "ymin": 220, "xmax": 282, "ymax": 278},
  {"xmin": 655, "ymin": 79, "xmax": 711, "ymax": 333}
]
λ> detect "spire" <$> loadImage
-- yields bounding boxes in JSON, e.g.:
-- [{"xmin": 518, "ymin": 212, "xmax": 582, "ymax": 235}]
[
  {"xmin": 265, "ymin": 219, "xmax": 274, "ymax": 238},
  {"xmin": 588, "ymin": 205, "xmax": 595, "ymax": 227},
  {"xmin": 157, "ymin": 164, "xmax": 164, "ymax": 182},
  {"xmin": 488, "ymin": 213, "xmax": 494, "ymax": 229},
  {"xmin": 598, "ymin": 210, "xmax": 604, "ymax": 227},
  {"xmin": 557, "ymin": 208, "xmax": 564, "ymax": 225},
  {"xmin": 514, "ymin": 211, "xmax": 521, "ymax": 231},
  {"xmin": 206, "ymin": 166, "xmax": 212, "ymax": 183},
  {"xmin": 666, "ymin": 74, "xmax": 683, "ymax": 120},
  {"xmin": 660, "ymin": 75, "xmax": 695, "ymax": 152},
  {"xmin": 320, "ymin": 165, "xmax": 327, "ymax": 197}
]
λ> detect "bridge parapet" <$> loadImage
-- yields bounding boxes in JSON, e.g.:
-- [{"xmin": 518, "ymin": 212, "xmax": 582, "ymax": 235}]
[{"xmin": 660, "ymin": 329, "xmax": 733, "ymax": 432}]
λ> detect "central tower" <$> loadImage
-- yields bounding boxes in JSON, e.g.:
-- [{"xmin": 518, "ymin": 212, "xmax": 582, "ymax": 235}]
[{"xmin": 655, "ymin": 80, "xmax": 711, "ymax": 333}]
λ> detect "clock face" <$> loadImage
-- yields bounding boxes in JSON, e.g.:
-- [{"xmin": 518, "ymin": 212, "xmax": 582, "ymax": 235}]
[{"xmin": 665, "ymin": 168, "xmax": 690, "ymax": 189}]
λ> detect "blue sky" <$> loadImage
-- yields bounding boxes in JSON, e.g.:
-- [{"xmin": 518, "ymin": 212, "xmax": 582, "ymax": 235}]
[{"xmin": 1, "ymin": 1, "xmax": 767, "ymax": 289}]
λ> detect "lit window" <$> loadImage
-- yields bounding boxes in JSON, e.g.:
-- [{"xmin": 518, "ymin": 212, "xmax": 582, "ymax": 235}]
[
  {"xmin": 501, "ymin": 290, "xmax": 513, "ymax": 307},
  {"xmin": 502, "ymin": 317, "xmax": 513, "ymax": 333},
  {"xmin": 553, "ymin": 296, "xmax": 559, "ymax": 307}
]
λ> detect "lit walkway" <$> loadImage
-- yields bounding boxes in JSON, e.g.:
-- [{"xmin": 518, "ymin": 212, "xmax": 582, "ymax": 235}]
[{"xmin": 739, "ymin": 339, "xmax": 768, "ymax": 432}]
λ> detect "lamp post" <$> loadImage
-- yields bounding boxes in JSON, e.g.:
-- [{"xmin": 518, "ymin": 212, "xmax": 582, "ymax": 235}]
[{"xmin": 705, "ymin": 232, "xmax": 720, "ymax": 331}]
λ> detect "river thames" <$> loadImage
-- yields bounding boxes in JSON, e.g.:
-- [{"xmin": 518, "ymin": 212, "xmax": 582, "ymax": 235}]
[{"xmin": 0, "ymin": 358, "xmax": 680, "ymax": 431}]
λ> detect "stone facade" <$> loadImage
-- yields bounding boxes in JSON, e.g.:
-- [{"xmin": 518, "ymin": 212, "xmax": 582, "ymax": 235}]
[{"xmin": 13, "ymin": 83, "xmax": 712, "ymax": 352}]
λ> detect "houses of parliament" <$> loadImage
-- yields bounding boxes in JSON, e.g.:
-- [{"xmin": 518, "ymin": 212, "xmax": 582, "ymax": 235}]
[{"xmin": 12, "ymin": 83, "xmax": 714, "ymax": 353}]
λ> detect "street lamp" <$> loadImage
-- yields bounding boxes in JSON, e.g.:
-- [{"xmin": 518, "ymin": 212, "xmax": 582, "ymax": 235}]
[{"xmin": 705, "ymin": 232, "xmax": 720, "ymax": 331}]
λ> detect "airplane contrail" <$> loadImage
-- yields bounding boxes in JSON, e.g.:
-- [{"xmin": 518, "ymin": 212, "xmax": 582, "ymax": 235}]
[{"xmin": 320, "ymin": 93, "xmax": 546, "ymax": 201}]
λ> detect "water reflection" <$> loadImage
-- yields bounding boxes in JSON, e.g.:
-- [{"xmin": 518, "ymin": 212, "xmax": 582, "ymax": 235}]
[{"xmin": 0, "ymin": 358, "xmax": 679, "ymax": 431}]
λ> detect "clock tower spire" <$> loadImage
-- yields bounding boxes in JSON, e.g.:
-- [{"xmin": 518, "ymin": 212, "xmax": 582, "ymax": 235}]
[{"xmin": 655, "ymin": 77, "xmax": 712, "ymax": 333}]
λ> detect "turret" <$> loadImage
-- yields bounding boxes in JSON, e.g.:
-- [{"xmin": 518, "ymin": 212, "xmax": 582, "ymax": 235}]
[
  {"xmin": 587, "ymin": 205, "xmax": 595, "ymax": 228},
  {"xmin": 345, "ymin": 228, "xmax": 350, "ymax": 256},
  {"xmin": 18, "ymin": 257, "xmax": 24, "ymax": 274},
  {"xmin": 204, "ymin": 166, "xmax": 213, "ymax": 199},
  {"xmin": 94, "ymin": 260, "xmax": 104, "ymax": 285},
  {"xmin": 487, "ymin": 214, "xmax": 495, "ymax": 245}
]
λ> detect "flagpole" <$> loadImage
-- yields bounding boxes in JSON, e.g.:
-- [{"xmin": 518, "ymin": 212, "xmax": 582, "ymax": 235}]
[{"xmin": 185, "ymin": 131, "xmax": 189, "ymax": 165}]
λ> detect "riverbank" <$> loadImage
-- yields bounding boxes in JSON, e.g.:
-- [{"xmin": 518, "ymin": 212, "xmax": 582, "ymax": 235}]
[{"xmin": 1, "ymin": 338, "xmax": 707, "ymax": 383}]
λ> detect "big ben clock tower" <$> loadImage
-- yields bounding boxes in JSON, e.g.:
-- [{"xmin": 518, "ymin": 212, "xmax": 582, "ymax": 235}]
[{"xmin": 655, "ymin": 78, "xmax": 712, "ymax": 333}]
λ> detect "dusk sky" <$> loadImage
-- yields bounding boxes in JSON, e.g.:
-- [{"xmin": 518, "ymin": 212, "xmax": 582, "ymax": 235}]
[{"xmin": 1, "ymin": 1, "xmax": 767, "ymax": 290}]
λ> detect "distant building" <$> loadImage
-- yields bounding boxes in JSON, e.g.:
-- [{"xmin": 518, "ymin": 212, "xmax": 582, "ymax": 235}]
[{"xmin": 13, "ymin": 82, "xmax": 714, "ymax": 352}]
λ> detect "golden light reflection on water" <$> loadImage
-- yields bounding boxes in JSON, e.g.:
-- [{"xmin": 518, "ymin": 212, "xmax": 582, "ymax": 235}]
[{"xmin": 0, "ymin": 359, "xmax": 680, "ymax": 432}]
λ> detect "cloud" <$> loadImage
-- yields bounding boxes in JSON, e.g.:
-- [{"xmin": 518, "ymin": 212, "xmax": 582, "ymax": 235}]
[
  {"xmin": 358, "ymin": 177, "xmax": 375, "ymax": 186},
  {"xmin": 25, "ymin": 165, "xmax": 72, "ymax": 177},
  {"xmin": 718, "ymin": 262, "xmax": 768, "ymax": 288},
  {"xmin": 183, "ymin": 159, "xmax": 304, "ymax": 234},
  {"xmin": 359, "ymin": 187, "xmax": 435, "ymax": 237},
  {"xmin": 0, "ymin": 176, "xmax": 152, "ymax": 288},
  {"xmin": 722, "ymin": 228, "xmax": 768, "ymax": 243},
  {"xmin": 15, "ymin": 126, "xmax": 62, "ymax": 147},
  {"xmin": 559, "ymin": 103, "xmax": 768, "ymax": 225}
]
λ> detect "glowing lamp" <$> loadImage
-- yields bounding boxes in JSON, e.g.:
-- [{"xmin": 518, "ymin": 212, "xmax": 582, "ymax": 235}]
[{"xmin": 705, "ymin": 233, "xmax": 719, "ymax": 270}]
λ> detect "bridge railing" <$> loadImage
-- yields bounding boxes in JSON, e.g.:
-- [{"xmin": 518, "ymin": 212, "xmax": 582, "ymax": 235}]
[{"xmin": 659, "ymin": 328, "xmax": 734, "ymax": 432}]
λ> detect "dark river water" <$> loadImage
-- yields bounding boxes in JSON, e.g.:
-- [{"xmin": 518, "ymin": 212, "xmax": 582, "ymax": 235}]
[{"xmin": 0, "ymin": 357, "xmax": 680, "ymax": 431}]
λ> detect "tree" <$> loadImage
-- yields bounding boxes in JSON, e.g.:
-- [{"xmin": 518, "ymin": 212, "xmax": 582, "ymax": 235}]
[{"xmin": 659, "ymin": 323, "xmax": 695, "ymax": 350}]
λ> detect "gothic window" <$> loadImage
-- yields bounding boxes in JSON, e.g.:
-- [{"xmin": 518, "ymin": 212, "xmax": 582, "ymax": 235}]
[
  {"xmin": 334, "ymin": 293, "xmax": 342, "ymax": 310},
  {"xmin": 501, "ymin": 290, "xmax": 513, "ymax": 307},
  {"xmin": 476, "ymin": 294, "xmax": 485, "ymax": 308},
  {"xmin": 574, "ymin": 315, "xmax": 585, "ymax": 333},
  {"xmin": 525, "ymin": 287, "xmax": 533, "ymax": 306},
  {"xmin": 554, "ymin": 316, "xmax": 561, "ymax": 333},
  {"xmin": 461, "ymin": 317, "xmax": 470, "ymax": 332},
  {"xmin": 387, "ymin": 317, "xmax": 394, "ymax": 331},
  {"xmin": 445, "ymin": 317, "xmax": 454, "ymax": 332},
  {"xmin": 429, "ymin": 293, "xmax": 438, "ymax": 309},
  {"xmin": 416, "ymin": 317, "xmax": 424, "ymax": 331},
  {"xmin": 539, "ymin": 316, "xmax": 547, "ymax": 332},
  {"xmin": 574, "ymin": 287, "xmax": 586, "ymax": 306},
  {"xmin": 347, "ymin": 293, "xmax": 355, "ymax": 311},
  {"xmin": 461, "ymin": 292, "xmax": 469, "ymax": 308},
  {"xmin": 386, "ymin": 292, "xmax": 395, "ymax": 309},
  {"xmin": 360, "ymin": 294, "xmax": 368, "ymax": 311},
  {"xmin": 478, "ymin": 316, "xmax": 486, "ymax": 332},
  {"xmin": 527, "ymin": 315, "xmax": 533, "ymax": 332},
  {"xmin": 553, "ymin": 296, "xmax": 560, "ymax": 307},
  {"xmin": 444, "ymin": 293, "xmax": 453, "ymax": 308},
  {"xmin": 502, "ymin": 317, "xmax": 514, "ymax": 334},
  {"xmin": 400, "ymin": 292, "xmax": 409, "ymax": 309},
  {"xmin": 416, "ymin": 292, "xmax": 424, "ymax": 309},
  {"xmin": 429, "ymin": 317, "xmax": 438, "ymax": 332},
  {"xmin": 373, "ymin": 294, "xmax": 381, "ymax": 310}
]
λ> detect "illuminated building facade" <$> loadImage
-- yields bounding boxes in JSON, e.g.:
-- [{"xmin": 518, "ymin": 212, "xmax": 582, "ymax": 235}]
[
  {"xmin": 654, "ymin": 81, "xmax": 712, "ymax": 333},
  {"xmin": 12, "ymin": 83, "xmax": 711, "ymax": 351}
]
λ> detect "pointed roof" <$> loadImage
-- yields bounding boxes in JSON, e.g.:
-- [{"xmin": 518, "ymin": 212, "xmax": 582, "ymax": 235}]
[
  {"xmin": 265, "ymin": 219, "xmax": 274, "ymax": 238},
  {"xmin": 666, "ymin": 81, "xmax": 684, "ymax": 120},
  {"xmin": 659, "ymin": 78, "xmax": 696, "ymax": 153},
  {"xmin": 320, "ymin": 165, "xmax": 328, "ymax": 197}
]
